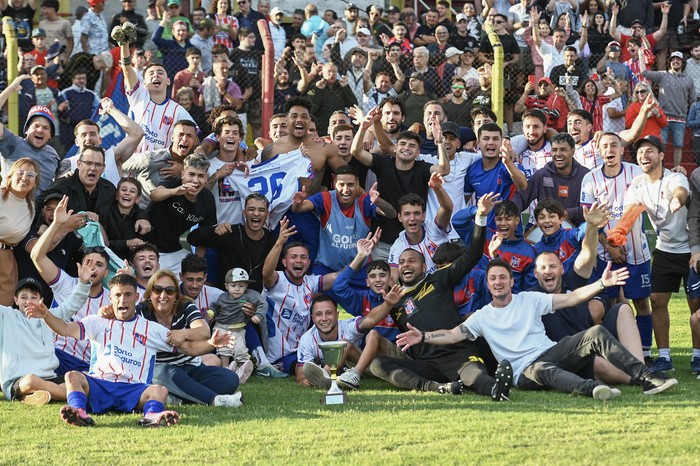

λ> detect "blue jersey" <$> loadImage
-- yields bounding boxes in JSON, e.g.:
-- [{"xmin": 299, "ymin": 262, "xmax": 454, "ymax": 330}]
[
  {"xmin": 330, "ymin": 267, "xmax": 398, "ymax": 342},
  {"xmin": 533, "ymin": 225, "xmax": 586, "ymax": 274},
  {"xmin": 464, "ymin": 159, "xmax": 523, "ymax": 201},
  {"xmin": 479, "ymin": 231, "xmax": 537, "ymax": 293},
  {"xmin": 309, "ymin": 191, "xmax": 375, "ymax": 272},
  {"xmin": 453, "ymin": 268, "xmax": 491, "ymax": 316}
]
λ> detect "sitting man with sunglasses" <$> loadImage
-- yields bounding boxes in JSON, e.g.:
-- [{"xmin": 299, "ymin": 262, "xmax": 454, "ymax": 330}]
[
  {"xmin": 30, "ymin": 195, "xmax": 112, "ymax": 374},
  {"xmin": 36, "ymin": 145, "xmax": 117, "ymax": 226}
]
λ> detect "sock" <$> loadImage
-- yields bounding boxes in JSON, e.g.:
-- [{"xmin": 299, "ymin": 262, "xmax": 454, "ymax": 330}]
[
  {"xmin": 143, "ymin": 400, "xmax": 165, "ymax": 415},
  {"xmin": 67, "ymin": 391, "xmax": 87, "ymax": 410},
  {"xmin": 252, "ymin": 346, "xmax": 271, "ymax": 368},
  {"xmin": 635, "ymin": 315, "xmax": 653, "ymax": 351},
  {"xmin": 658, "ymin": 348, "xmax": 671, "ymax": 360},
  {"xmin": 693, "ymin": 349, "xmax": 700, "ymax": 359}
]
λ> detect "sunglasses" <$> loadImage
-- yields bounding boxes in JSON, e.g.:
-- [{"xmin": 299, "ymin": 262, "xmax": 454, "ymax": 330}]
[
  {"xmin": 152, "ymin": 285, "xmax": 177, "ymax": 296},
  {"xmin": 635, "ymin": 90, "xmax": 649, "ymax": 95},
  {"xmin": 452, "ymin": 84, "xmax": 465, "ymax": 89},
  {"xmin": 83, "ymin": 246, "xmax": 106, "ymax": 254}
]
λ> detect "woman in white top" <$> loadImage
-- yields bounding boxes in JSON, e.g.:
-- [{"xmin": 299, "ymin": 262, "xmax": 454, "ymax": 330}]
[{"xmin": 0, "ymin": 157, "xmax": 40, "ymax": 305}]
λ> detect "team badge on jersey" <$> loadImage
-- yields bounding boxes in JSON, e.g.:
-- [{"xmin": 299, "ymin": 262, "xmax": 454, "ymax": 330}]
[
  {"xmin": 134, "ymin": 333, "xmax": 147, "ymax": 346},
  {"xmin": 510, "ymin": 256, "xmax": 520, "ymax": 269},
  {"xmin": 404, "ymin": 299, "xmax": 416, "ymax": 315},
  {"xmin": 162, "ymin": 115, "xmax": 173, "ymax": 126}
]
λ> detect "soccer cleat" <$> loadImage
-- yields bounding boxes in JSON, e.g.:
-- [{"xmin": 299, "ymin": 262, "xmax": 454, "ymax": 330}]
[
  {"xmin": 236, "ymin": 360, "xmax": 254, "ymax": 384},
  {"xmin": 22, "ymin": 390, "xmax": 51, "ymax": 406},
  {"xmin": 337, "ymin": 368, "xmax": 361, "ymax": 390},
  {"xmin": 303, "ymin": 362, "xmax": 332, "ymax": 389},
  {"xmin": 60, "ymin": 405, "xmax": 95, "ymax": 427},
  {"xmin": 437, "ymin": 380, "xmax": 465, "ymax": 395},
  {"xmin": 165, "ymin": 394, "xmax": 182, "ymax": 407},
  {"xmin": 121, "ymin": 22, "xmax": 137, "ymax": 44},
  {"xmin": 648, "ymin": 357, "xmax": 674, "ymax": 373},
  {"xmin": 639, "ymin": 372, "xmax": 678, "ymax": 395},
  {"xmin": 138, "ymin": 410, "xmax": 180, "ymax": 427},
  {"xmin": 491, "ymin": 359, "xmax": 513, "ymax": 402},
  {"xmin": 110, "ymin": 25, "xmax": 126, "ymax": 46},
  {"xmin": 213, "ymin": 392, "xmax": 244, "ymax": 408},
  {"xmin": 691, "ymin": 357, "xmax": 700, "ymax": 375},
  {"xmin": 256, "ymin": 364, "xmax": 289, "ymax": 378},
  {"xmin": 592, "ymin": 385, "xmax": 621, "ymax": 401}
]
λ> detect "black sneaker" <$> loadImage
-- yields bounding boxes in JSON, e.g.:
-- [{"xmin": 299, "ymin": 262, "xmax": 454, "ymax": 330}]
[
  {"xmin": 638, "ymin": 372, "xmax": 678, "ymax": 395},
  {"xmin": 644, "ymin": 356, "xmax": 655, "ymax": 368},
  {"xmin": 437, "ymin": 381, "xmax": 465, "ymax": 395},
  {"xmin": 491, "ymin": 359, "xmax": 513, "ymax": 402}
]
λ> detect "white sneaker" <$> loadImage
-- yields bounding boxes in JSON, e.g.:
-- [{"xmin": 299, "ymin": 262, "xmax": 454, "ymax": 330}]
[
  {"xmin": 303, "ymin": 362, "xmax": 331, "ymax": 389},
  {"xmin": 213, "ymin": 392, "xmax": 243, "ymax": 408},
  {"xmin": 337, "ymin": 368, "xmax": 361, "ymax": 390},
  {"xmin": 227, "ymin": 361, "xmax": 238, "ymax": 372},
  {"xmin": 592, "ymin": 385, "xmax": 621, "ymax": 401},
  {"xmin": 236, "ymin": 360, "xmax": 254, "ymax": 384},
  {"xmin": 693, "ymin": 10, "xmax": 699, "ymax": 20}
]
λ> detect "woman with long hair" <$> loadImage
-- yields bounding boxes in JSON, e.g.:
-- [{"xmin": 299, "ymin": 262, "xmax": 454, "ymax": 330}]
[
  {"xmin": 588, "ymin": 11, "xmax": 613, "ymax": 67},
  {"xmin": 136, "ymin": 270, "xmax": 245, "ymax": 407},
  {"xmin": 0, "ymin": 158, "xmax": 40, "ymax": 305},
  {"xmin": 578, "ymin": 77, "xmax": 620, "ymax": 132},
  {"xmin": 625, "ymin": 82, "xmax": 667, "ymax": 139}
]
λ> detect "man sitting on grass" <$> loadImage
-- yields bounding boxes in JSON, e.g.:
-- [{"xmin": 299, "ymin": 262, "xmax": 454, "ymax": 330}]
[
  {"xmin": 25, "ymin": 274, "xmax": 234, "ymax": 428},
  {"xmin": 396, "ymin": 259, "xmax": 678, "ymax": 400}
]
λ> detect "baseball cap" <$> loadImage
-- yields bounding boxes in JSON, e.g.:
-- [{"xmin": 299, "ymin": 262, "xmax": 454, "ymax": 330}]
[
  {"xmin": 456, "ymin": 13, "xmax": 468, "ymax": 22},
  {"xmin": 43, "ymin": 193, "xmax": 64, "ymax": 204},
  {"xmin": 225, "ymin": 268, "xmax": 255, "ymax": 284},
  {"xmin": 440, "ymin": 121, "xmax": 460, "ymax": 138},
  {"xmin": 346, "ymin": 3, "xmax": 358, "ymax": 11},
  {"xmin": 46, "ymin": 40, "xmax": 67, "ymax": 60},
  {"xmin": 409, "ymin": 71, "xmax": 425, "ymax": 81},
  {"xmin": 630, "ymin": 19, "xmax": 644, "ymax": 27},
  {"xmin": 167, "ymin": 0, "xmax": 181, "ymax": 6},
  {"xmin": 356, "ymin": 27, "xmax": 371, "ymax": 36},
  {"xmin": 538, "ymin": 77, "xmax": 552, "ymax": 85},
  {"xmin": 607, "ymin": 41, "xmax": 621, "ymax": 51},
  {"xmin": 670, "ymin": 51, "xmax": 684, "ymax": 60},
  {"xmin": 195, "ymin": 18, "xmax": 215, "ymax": 30},
  {"xmin": 30, "ymin": 65, "xmax": 45, "ymax": 74},
  {"xmin": 632, "ymin": 135, "xmax": 665, "ymax": 152},
  {"xmin": 462, "ymin": 47, "xmax": 475, "ymax": 55},
  {"xmin": 387, "ymin": 5, "xmax": 400, "ymax": 14},
  {"xmin": 15, "ymin": 277, "xmax": 43, "ymax": 296},
  {"xmin": 32, "ymin": 28, "xmax": 46, "ymax": 38},
  {"xmin": 445, "ymin": 47, "xmax": 462, "ymax": 58},
  {"xmin": 24, "ymin": 105, "xmax": 56, "ymax": 138},
  {"xmin": 349, "ymin": 47, "xmax": 367, "ymax": 57},
  {"xmin": 270, "ymin": 7, "xmax": 284, "ymax": 16}
]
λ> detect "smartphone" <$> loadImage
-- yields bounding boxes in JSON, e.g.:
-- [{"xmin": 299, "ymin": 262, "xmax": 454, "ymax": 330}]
[{"xmin": 528, "ymin": 74, "xmax": 536, "ymax": 85}]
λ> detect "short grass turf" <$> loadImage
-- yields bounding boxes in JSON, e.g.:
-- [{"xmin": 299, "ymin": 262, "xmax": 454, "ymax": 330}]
[{"xmin": 3, "ymin": 295, "xmax": 700, "ymax": 466}]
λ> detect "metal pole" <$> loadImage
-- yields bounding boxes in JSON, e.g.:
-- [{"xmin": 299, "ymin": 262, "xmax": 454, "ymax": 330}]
[
  {"xmin": 257, "ymin": 18, "xmax": 274, "ymax": 140},
  {"xmin": 3, "ymin": 17, "xmax": 19, "ymax": 135}
]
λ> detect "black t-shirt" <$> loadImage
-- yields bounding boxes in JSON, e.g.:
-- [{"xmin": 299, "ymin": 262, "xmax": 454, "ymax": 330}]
[
  {"xmin": 146, "ymin": 178, "xmax": 217, "ymax": 253},
  {"xmin": 2, "ymin": 5, "xmax": 34, "ymax": 47},
  {"xmin": 444, "ymin": 100, "xmax": 473, "ymax": 128},
  {"xmin": 274, "ymin": 86, "xmax": 299, "ymax": 115},
  {"xmin": 391, "ymin": 224, "xmax": 486, "ymax": 360},
  {"xmin": 478, "ymin": 33, "xmax": 520, "ymax": 62},
  {"xmin": 229, "ymin": 48, "xmax": 264, "ymax": 95},
  {"xmin": 370, "ymin": 153, "xmax": 432, "ymax": 243},
  {"xmin": 532, "ymin": 269, "xmax": 610, "ymax": 342},
  {"xmin": 415, "ymin": 24, "xmax": 437, "ymax": 41},
  {"xmin": 448, "ymin": 32, "xmax": 479, "ymax": 52},
  {"xmin": 187, "ymin": 224, "xmax": 276, "ymax": 291},
  {"xmin": 549, "ymin": 64, "xmax": 587, "ymax": 89}
]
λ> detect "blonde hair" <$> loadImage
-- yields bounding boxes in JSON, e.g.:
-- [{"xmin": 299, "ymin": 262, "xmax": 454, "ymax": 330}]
[
  {"xmin": 1, "ymin": 157, "xmax": 40, "ymax": 215},
  {"xmin": 144, "ymin": 269, "xmax": 193, "ymax": 318}
]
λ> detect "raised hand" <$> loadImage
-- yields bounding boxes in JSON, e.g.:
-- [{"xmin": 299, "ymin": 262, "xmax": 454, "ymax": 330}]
[
  {"xmin": 660, "ymin": 1, "xmax": 671, "ymax": 15},
  {"xmin": 115, "ymin": 259, "xmax": 134, "ymax": 276},
  {"xmin": 600, "ymin": 261, "xmax": 629, "ymax": 287},
  {"xmin": 476, "ymin": 192, "xmax": 501, "ymax": 217},
  {"xmin": 396, "ymin": 323, "xmax": 423, "ymax": 351},
  {"xmin": 583, "ymin": 201, "xmax": 611, "ymax": 228},
  {"xmin": 276, "ymin": 216, "xmax": 298, "ymax": 245},
  {"xmin": 215, "ymin": 223, "xmax": 233, "ymax": 235},
  {"xmin": 24, "ymin": 298, "xmax": 48, "ymax": 319},
  {"xmin": 348, "ymin": 105, "xmax": 365, "ymax": 126},
  {"xmin": 99, "ymin": 97, "xmax": 115, "ymax": 115},
  {"xmin": 488, "ymin": 232, "xmax": 504, "ymax": 259},
  {"xmin": 209, "ymin": 328, "xmax": 236, "ymax": 349},
  {"xmin": 53, "ymin": 195, "xmax": 74, "ymax": 225},
  {"xmin": 292, "ymin": 185, "xmax": 307, "ymax": 206},
  {"xmin": 361, "ymin": 107, "xmax": 380, "ymax": 131},
  {"xmin": 77, "ymin": 260, "xmax": 98, "ymax": 285},
  {"xmin": 369, "ymin": 182, "xmax": 380, "ymax": 204},
  {"xmin": 499, "ymin": 139, "xmax": 517, "ymax": 164},
  {"xmin": 430, "ymin": 117, "xmax": 443, "ymax": 143},
  {"xmin": 381, "ymin": 283, "xmax": 403, "ymax": 307},
  {"xmin": 428, "ymin": 172, "xmax": 445, "ymax": 191}
]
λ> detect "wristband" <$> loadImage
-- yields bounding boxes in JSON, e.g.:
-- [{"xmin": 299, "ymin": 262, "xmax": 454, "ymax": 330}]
[
  {"xmin": 120, "ymin": 57, "xmax": 132, "ymax": 67},
  {"xmin": 420, "ymin": 331, "xmax": 426, "ymax": 344},
  {"xmin": 598, "ymin": 279, "xmax": 605, "ymax": 290}
]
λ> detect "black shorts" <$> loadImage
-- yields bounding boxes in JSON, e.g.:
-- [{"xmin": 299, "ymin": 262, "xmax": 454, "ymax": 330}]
[
  {"xmin": 651, "ymin": 249, "xmax": 690, "ymax": 293},
  {"xmin": 10, "ymin": 374, "xmax": 64, "ymax": 400}
]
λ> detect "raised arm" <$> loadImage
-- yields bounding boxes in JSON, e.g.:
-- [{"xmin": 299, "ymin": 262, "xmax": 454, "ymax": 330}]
[
  {"xmin": 396, "ymin": 322, "xmax": 470, "ymax": 352},
  {"xmin": 290, "ymin": 186, "xmax": 314, "ymax": 213},
  {"xmin": 30, "ymin": 196, "xmax": 74, "ymax": 283},
  {"xmin": 619, "ymin": 93, "xmax": 653, "ymax": 145},
  {"xmin": 552, "ymin": 262, "xmax": 629, "ymax": 310},
  {"xmin": 262, "ymin": 217, "xmax": 296, "ymax": 290},
  {"xmin": 573, "ymin": 202, "xmax": 611, "ymax": 279},
  {"xmin": 360, "ymin": 283, "xmax": 401, "ymax": 331},
  {"xmin": 429, "ymin": 119, "xmax": 450, "ymax": 175},
  {"xmin": 98, "ymin": 97, "xmax": 144, "ymax": 164},
  {"xmin": 428, "ymin": 173, "xmax": 453, "ymax": 231},
  {"xmin": 25, "ymin": 299, "xmax": 83, "ymax": 340},
  {"xmin": 652, "ymin": 2, "xmax": 670, "ymax": 42},
  {"xmin": 0, "ymin": 75, "xmax": 32, "ymax": 138},
  {"xmin": 608, "ymin": 3, "xmax": 621, "ymax": 42},
  {"xmin": 501, "ymin": 140, "xmax": 527, "ymax": 190},
  {"xmin": 351, "ymin": 108, "xmax": 380, "ymax": 166}
]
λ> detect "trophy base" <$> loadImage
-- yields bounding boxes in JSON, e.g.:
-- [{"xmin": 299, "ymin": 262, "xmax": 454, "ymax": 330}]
[{"xmin": 321, "ymin": 392, "xmax": 348, "ymax": 405}]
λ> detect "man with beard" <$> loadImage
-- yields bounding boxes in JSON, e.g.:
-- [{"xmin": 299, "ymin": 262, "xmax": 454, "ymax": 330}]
[
  {"xmin": 515, "ymin": 132, "xmax": 588, "ymax": 226},
  {"xmin": 114, "ymin": 22, "xmax": 195, "ymax": 152},
  {"xmin": 627, "ymin": 135, "xmax": 700, "ymax": 374},
  {"xmin": 369, "ymin": 194, "xmax": 515, "ymax": 399},
  {"xmin": 261, "ymin": 218, "xmax": 339, "ymax": 375},
  {"xmin": 31, "ymin": 195, "xmax": 112, "ymax": 373},
  {"xmin": 362, "ymin": 70, "xmax": 403, "ymax": 115},
  {"xmin": 580, "ymin": 133, "xmax": 653, "ymax": 363},
  {"xmin": 515, "ymin": 109, "xmax": 553, "ymax": 179},
  {"xmin": 514, "ymin": 78, "xmax": 574, "ymax": 133},
  {"xmin": 146, "ymin": 154, "xmax": 217, "ymax": 273},
  {"xmin": 444, "ymin": 77, "xmax": 472, "ymax": 127},
  {"xmin": 121, "ymin": 120, "xmax": 199, "ymax": 207}
]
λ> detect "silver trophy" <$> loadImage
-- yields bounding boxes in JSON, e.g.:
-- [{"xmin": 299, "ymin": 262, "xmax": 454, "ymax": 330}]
[{"xmin": 318, "ymin": 341, "xmax": 348, "ymax": 405}]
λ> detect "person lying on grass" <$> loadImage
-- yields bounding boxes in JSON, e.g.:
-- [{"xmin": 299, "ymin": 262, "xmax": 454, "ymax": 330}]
[
  {"xmin": 396, "ymin": 258, "xmax": 678, "ymax": 400},
  {"xmin": 25, "ymin": 273, "xmax": 235, "ymax": 428}
]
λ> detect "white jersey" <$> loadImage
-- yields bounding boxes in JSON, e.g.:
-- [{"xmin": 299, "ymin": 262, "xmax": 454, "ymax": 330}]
[
  {"xmin": 418, "ymin": 151, "xmax": 480, "ymax": 240},
  {"xmin": 67, "ymin": 148, "xmax": 120, "ymax": 186},
  {"xmin": 126, "ymin": 80, "xmax": 195, "ymax": 152},
  {"xmin": 297, "ymin": 317, "xmax": 365, "ymax": 366},
  {"xmin": 519, "ymin": 140, "xmax": 552, "ymax": 179},
  {"xmin": 191, "ymin": 284, "xmax": 225, "ymax": 316},
  {"xmin": 49, "ymin": 269, "xmax": 110, "ymax": 363},
  {"xmin": 208, "ymin": 158, "xmax": 244, "ymax": 225},
  {"xmin": 229, "ymin": 150, "xmax": 314, "ymax": 229},
  {"xmin": 574, "ymin": 139, "xmax": 603, "ymax": 171},
  {"xmin": 264, "ymin": 271, "xmax": 322, "ymax": 363},
  {"xmin": 626, "ymin": 169, "xmax": 690, "ymax": 253},
  {"xmin": 388, "ymin": 220, "xmax": 450, "ymax": 274},
  {"xmin": 463, "ymin": 291, "xmax": 555, "ymax": 383},
  {"xmin": 79, "ymin": 314, "xmax": 174, "ymax": 384},
  {"xmin": 580, "ymin": 163, "xmax": 650, "ymax": 265}
]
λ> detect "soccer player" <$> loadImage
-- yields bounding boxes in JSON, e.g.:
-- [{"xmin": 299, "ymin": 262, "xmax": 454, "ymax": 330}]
[
  {"xmin": 580, "ymin": 132, "xmax": 653, "ymax": 362},
  {"xmin": 396, "ymin": 258, "xmax": 677, "ymax": 400},
  {"xmin": 26, "ymin": 273, "xmax": 234, "ymax": 427},
  {"xmin": 113, "ymin": 21, "xmax": 195, "ymax": 152}
]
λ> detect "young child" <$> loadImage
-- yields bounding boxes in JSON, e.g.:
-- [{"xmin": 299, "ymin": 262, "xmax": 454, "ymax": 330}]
[
  {"xmin": 531, "ymin": 198, "xmax": 585, "ymax": 274},
  {"xmin": 211, "ymin": 268, "xmax": 266, "ymax": 375}
]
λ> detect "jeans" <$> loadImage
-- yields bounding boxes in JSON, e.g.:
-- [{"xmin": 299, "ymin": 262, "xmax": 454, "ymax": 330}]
[
  {"xmin": 517, "ymin": 326, "xmax": 647, "ymax": 396},
  {"xmin": 152, "ymin": 363, "xmax": 239, "ymax": 405}
]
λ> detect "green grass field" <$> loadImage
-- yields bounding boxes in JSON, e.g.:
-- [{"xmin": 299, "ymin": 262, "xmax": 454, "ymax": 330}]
[{"xmin": 3, "ymin": 295, "xmax": 700, "ymax": 465}]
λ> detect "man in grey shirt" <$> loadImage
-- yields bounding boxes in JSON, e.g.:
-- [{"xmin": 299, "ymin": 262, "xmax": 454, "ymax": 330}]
[{"xmin": 641, "ymin": 51, "xmax": 696, "ymax": 167}]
